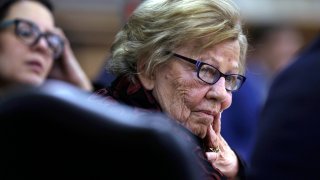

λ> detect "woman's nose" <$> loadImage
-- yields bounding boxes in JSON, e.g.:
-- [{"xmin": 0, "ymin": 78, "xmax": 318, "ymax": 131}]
[
  {"xmin": 206, "ymin": 77, "xmax": 229, "ymax": 102},
  {"xmin": 32, "ymin": 35, "xmax": 52, "ymax": 58}
]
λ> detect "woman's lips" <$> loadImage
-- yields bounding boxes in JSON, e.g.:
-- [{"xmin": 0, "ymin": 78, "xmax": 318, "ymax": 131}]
[
  {"xmin": 197, "ymin": 111, "xmax": 215, "ymax": 120},
  {"xmin": 199, "ymin": 110, "xmax": 218, "ymax": 116},
  {"xmin": 26, "ymin": 61, "xmax": 44, "ymax": 74}
]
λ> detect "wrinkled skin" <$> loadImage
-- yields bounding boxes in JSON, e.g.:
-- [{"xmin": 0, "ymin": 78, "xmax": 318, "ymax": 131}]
[{"xmin": 139, "ymin": 39, "xmax": 241, "ymax": 179}]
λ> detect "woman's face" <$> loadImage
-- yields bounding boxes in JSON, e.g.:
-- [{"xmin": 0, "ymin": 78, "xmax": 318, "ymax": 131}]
[
  {"xmin": 140, "ymin": 39, "xmax": 241, "ymax": 138},
  {"xmin": 0, "ymin": 1, "xmax": 55, "ymax": 88}
]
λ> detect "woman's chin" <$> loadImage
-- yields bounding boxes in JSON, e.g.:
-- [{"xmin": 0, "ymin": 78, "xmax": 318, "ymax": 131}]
[
  {"xmin": 189, "ymin": 125, "xmax": 208, "ymax": 139},
  {"xmin": 18, "ymin": 75, "xmax": 45, "ymax": 86}
]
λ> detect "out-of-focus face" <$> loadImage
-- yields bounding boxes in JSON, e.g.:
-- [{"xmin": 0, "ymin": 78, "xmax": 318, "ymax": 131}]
[
  {"xmin": 264, "ymin": 29, "xmax": 303, "ymax": 73},
  {"xmin": 0, "ymin": 1, "xmax": 55, "ymax": 88},
  {"xmin": 139, "ymin": 39, "xmax": 241, "ymax": 138}
]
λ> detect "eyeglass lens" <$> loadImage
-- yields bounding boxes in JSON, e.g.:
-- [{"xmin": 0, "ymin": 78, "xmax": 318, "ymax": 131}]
[
  {"xmin": 198, "ymin": 64, "xmax": 243, "ymax": 91},
  {"xmin": 12, "ymin": 19, "xmax": 64, "ymax": 59},
  {"xmin": 173, "ymin": 53, "xmax": 245, "ymax": 91}
]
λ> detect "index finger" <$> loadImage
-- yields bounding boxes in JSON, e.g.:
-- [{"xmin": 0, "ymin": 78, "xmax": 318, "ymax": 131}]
[{"xmin": 212, "ymin": 112, "xmax": 222, "ymax": 134}]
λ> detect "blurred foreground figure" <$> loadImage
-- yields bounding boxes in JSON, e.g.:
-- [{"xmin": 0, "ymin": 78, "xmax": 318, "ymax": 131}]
[
  {"xmin": 0, "ymin": 80, "xmax": 203, "ymax": 179},
  {"xmin": 222, "ymin": 25, "xmax": 304, "ymax": 163},
  {"xmin": 249, "ymin": 35, "xmax": 320, "ymax": 179}
]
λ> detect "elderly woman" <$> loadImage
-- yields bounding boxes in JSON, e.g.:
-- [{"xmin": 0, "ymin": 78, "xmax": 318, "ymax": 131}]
[
  {"xmin": 96, "ymin": 0, "xmax": 247, "ymax": 179},
  {"xmin": 0, "ymin": 0, "xmax": 92, "ymax": 96}
]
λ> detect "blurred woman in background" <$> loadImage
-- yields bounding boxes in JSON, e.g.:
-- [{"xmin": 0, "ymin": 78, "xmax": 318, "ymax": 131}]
[{"xmin": 0, "ymin": 0, "xmax": 92, "ymax": 96}]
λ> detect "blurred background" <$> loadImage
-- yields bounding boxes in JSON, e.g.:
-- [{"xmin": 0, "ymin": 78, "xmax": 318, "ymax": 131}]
[{"xmin": 52, "ymin": 0, "xmax": 320, "ymax": 82}]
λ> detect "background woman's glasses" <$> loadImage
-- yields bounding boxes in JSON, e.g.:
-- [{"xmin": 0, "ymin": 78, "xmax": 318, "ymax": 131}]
[{"xmin": 0, "ymin": 18, "xmax": 64, "ymax": 59}]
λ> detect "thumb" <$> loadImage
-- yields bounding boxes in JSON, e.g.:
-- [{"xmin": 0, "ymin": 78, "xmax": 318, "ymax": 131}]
[{"xmin": 206, "ymin": 151, "xmax": 219, "ymax": 163}]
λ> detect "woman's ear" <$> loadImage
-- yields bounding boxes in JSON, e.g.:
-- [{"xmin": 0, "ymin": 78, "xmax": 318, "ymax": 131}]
[
  {"xmin": 138, "ymin": 72, "xmax": 155, "ymax": 90},
  {"xmin": 137, "ymin": 61, "xmax": 155, "ymax": 90}
]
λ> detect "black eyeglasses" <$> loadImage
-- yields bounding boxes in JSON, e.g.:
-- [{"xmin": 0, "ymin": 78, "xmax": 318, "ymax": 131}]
[
  {"xmin": 0, "ymin": 18, "xmax": 64, "ymax": 59},
  {"xmin": 172, "ymin": 53, "xmax": 246, "ymax": 92}
]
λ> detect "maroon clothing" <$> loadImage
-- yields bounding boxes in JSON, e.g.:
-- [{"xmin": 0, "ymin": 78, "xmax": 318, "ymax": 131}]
[{"xmin": 94, "ymin": 75, "xmax": 239, "ymax": 180}]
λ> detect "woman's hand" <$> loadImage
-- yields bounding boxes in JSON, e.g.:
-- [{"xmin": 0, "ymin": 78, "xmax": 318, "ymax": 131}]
[
  {"xmin": 205, "ymin": 112, "xmax": 239, "ymax": 179},
  {"xmin": 48, "ymin": 28, "xmax": 93, "ymax": 91}
]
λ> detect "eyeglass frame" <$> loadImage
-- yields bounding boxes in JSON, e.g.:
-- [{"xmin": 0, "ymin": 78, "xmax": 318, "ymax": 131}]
[
  {"xmin": 171, "ymin": 52, "xmax": 246, "ymax": 92},
  {"xmin": 0, "ymin": 18, "xmax": 64, "ymax": 59}
]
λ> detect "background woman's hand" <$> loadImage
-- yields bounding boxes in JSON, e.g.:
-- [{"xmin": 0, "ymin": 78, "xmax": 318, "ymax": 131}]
[
  {"xmin": 205, "ymin": 113, "xmax": 239, "ymax": 179},
  {"xmin": 48, "ymin": 28, "xmax": 93, "ymax": 91}
]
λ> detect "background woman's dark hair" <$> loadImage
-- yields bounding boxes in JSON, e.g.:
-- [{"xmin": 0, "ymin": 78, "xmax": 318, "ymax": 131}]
[{"xmin": 0, "ymin": 0, "xmax": 53, "ymax": 22}]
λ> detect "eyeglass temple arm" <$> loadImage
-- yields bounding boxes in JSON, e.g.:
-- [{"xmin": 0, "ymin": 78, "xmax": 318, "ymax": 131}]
[
  {"xmin": 173, "ymin": 53, "xmax": 201, "ymax": 65},
  {"xmin": 0, "ymin": 20, "xmax": 16, "ymax": 29}
]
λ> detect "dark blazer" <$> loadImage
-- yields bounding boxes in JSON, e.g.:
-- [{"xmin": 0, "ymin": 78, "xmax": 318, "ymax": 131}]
[
  {"xmin": 0, "ymin": 80, "xmax": 203, "ymax": 180},
  {"xmin": 249, "ymin": 35, "xmax": 320, "ymax": 180}
]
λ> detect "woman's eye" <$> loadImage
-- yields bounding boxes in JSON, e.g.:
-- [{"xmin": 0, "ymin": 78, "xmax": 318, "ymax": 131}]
[
  {"xmin": 200, "ymin": 67, "xmax": 215, "ymax": 77},
  {"xmin": 226, "ymin": 76, "xmax": 235, "ymax": 83},
  {"xmin": 18, "ymin": 29, "xmax": 34, "ymax": 37}
]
